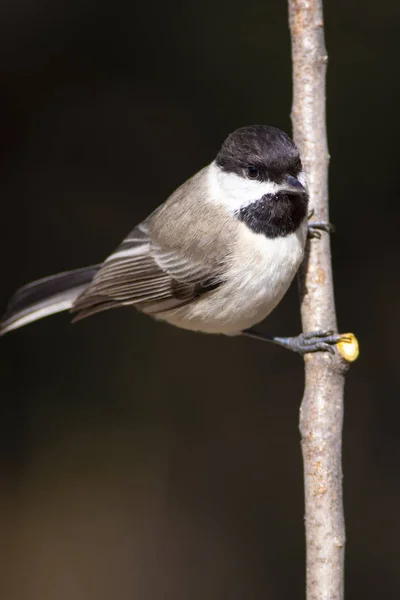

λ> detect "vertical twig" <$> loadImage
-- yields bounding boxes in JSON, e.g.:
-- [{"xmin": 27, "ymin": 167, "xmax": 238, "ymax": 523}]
[{"xmin": 288, "ymin": 1, "xmax": 358, "ymax": 599}]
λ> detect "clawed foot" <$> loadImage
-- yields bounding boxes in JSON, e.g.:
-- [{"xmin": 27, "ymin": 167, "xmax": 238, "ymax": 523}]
[
  {"xmin": 307, "ymin": 209, "xmax": 335, "ymax": 239},
  {"xmin": 308, "ymin": 222, "xmax": 335, "ymax": 239},
  {"xmin": 242, "ymin": 328, "xmax": 352, "ymax": 356},
  {"xmin": 277, "ymin": 330, "xmax": 351, "ymax": 355}
]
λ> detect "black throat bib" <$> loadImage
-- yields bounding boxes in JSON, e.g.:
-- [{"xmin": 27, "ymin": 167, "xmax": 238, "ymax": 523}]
[{"xmin": 236, "ymin": 191, "xmax": 308, "ymax": 238}]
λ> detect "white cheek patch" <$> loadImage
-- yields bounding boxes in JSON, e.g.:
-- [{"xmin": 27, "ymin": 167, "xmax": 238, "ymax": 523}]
[{"xmin": 208, "ymin": 161, "xmax": 280, "ymax": 212}]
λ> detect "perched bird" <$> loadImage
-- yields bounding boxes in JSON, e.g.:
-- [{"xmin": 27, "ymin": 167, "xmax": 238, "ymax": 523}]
[{"xmin": 0, "ymin": 125, "xmax": 341, "ymax": 353}]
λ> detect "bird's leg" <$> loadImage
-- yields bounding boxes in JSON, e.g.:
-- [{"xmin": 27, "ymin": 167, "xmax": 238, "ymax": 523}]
[
  {"xmin": 242, "ymin": 328, "xmax": 351, "ymax": 355},
  {"xmin": 307, "ymin": 209, "xmax": 335, "ymax": 239}
]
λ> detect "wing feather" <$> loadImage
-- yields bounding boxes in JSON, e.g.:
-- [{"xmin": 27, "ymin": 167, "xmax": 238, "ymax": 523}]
[{"xmin": 72, "ymin": 219, "xmax": 223, "ymax": 320}]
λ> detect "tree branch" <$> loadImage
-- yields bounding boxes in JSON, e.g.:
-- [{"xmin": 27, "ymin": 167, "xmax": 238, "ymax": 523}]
[{"xmin": 288, "ymin": 1, "xmax": 358, "ymax": 598}]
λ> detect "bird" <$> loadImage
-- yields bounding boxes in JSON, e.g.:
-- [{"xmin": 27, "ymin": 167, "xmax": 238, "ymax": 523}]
[{"xmin": 0, "ymin": 125, "xmax": 342, "ymax": 354}]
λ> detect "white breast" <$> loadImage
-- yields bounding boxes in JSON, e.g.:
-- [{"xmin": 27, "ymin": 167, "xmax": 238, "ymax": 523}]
[{"xmin": 162, "ymin": 220, "xmax": 307, "ymax": 335}]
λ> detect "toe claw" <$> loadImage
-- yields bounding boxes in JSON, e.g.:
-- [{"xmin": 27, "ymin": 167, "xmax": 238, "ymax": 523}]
[
  {"xmin": 307, "ymin": 228, "xmax": 322, "ymax": 240},
  {"xmin": 325, "ymin": 344, "xmax": 336, "ymax": 355},
  {"xmin": 303, "ymin": 329, "xmax": 334, "ymax": 339},
  {"xmin": 320, "ymin": 329, "xmax": 335, "ymax": 337}
]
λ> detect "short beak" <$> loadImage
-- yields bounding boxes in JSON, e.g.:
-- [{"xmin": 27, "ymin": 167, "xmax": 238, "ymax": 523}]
[{"xmin": 283, "ymin": 175, "xmax": 306, "ymax": 194}]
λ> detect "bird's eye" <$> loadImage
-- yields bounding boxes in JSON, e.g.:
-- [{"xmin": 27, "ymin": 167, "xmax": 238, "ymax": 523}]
[{"xmin": 246, "ymin": 166, "xmax": 259, "ymax": 179}]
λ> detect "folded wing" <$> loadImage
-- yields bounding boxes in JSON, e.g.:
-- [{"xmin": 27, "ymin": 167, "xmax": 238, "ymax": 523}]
[{"xmin": 72, "ymin": 219, "xmax": 223, "ymax": 320}]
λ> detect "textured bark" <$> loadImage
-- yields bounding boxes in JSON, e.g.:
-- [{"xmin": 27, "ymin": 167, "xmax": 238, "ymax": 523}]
[{"xmin": 288, "ymin": 1, "xmax": 349, "ymax": 598}]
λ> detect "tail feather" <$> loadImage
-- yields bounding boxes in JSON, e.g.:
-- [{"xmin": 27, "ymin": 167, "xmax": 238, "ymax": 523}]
[{"xmin": 0, "ymin": 265, "xmax": 100, "ymax": 335}]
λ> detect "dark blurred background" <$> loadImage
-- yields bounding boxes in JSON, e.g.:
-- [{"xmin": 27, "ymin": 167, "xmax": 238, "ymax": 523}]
[{"xmin": 0, "ymin": 0, "xmax": 399, "ymax": 598}]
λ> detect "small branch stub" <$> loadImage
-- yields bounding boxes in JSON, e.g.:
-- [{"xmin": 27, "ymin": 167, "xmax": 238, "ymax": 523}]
[{"xmin": 337, "ymin": 333, "xmax": 359, "ymax": 362}]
